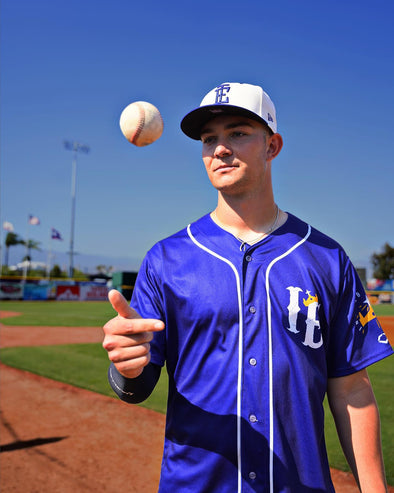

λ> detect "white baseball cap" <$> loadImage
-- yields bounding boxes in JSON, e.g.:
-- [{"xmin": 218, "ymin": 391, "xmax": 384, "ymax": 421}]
[{"xmin": 181, "ymin": 82, "xmax": 277, "ymax": 140}]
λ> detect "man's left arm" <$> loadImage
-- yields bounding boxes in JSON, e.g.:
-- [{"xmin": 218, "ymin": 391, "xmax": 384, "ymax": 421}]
[{"xmin": 327, "ymin": 369, "xmax": 388, "ymax": 492}]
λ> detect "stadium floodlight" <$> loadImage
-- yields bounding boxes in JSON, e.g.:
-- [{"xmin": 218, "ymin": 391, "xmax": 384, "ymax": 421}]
[{"xmin": 63, "ymin": 140, "xmax": 90, "ymax": 278}]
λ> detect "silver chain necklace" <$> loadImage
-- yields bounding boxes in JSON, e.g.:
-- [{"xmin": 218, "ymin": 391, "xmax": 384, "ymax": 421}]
[{"xmin": 237, "ymin": 204, "xmax": 280, "ymax": 251}]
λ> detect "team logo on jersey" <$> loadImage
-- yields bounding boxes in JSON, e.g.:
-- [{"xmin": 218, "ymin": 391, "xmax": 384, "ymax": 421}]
[
  {"xmin": 286, "ymin": 287, "xmax": 322, "ymax": 349},
  {"xmin": 355, "ymin": 293, "xmax": 386, "ymax": 344},
  {"xmin": 356, "ymin": 299, "xmax": 377, "ymax": 332},
  {"xmin": 214, "ymin": 84, "xmax": 231, "ymax": 104}
]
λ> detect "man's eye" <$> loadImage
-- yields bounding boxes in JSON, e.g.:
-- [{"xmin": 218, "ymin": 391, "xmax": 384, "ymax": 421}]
[
  {"xmin": 202, "ymin": 136, "xmax": 215, "ymax": 144},
  {"xmin": 232, "ymin": 131, "xmax": 245, "ymax": 138}
]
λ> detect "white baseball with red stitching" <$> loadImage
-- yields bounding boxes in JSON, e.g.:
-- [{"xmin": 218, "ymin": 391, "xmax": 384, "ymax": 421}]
[{"xmin": 119, "ymin": 101, "xmax": 163, "ymax": 146}]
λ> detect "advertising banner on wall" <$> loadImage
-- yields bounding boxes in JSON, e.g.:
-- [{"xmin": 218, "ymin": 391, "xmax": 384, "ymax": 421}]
[
  {"xmin": 23, "ymin": 283, "xmax": 50, "ymax": 300},
  {"xmin": 56, "ymin": 285, "xmax": 80, "ymax": 300},
  {"xmin": 0, "ymin": 282, "xmax": 23, "ymax": 299},
  {"xmin": 367, "ymin": 279, "xmax": 394, "ymax": 291},
  {"xmin": 79, "ymin": 284, "xmax": 109, "ymax": 301},
  {"xmin": 367, "ymin": 279, "xmax": 394, "ymax": 303},
  {"xmin": 0, "ymin": 281, "xmax": 109, "ymax": 301}
]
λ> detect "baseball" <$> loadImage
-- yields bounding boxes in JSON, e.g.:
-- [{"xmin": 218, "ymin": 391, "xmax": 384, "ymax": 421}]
[{"xmin": 119, "ymin": 101, "xmax": 164, "ymax": 146}]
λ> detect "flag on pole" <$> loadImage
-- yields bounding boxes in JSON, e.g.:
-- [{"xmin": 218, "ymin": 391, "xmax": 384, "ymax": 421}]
[
  {"xmin": 28, "ymin": 215, "xmax": 40, "ymax": 225},
  {"xmin": 51, "ymin": 228, "xmax": 63, "ymax": 240},
  {"xmin": 3, "ymin": 221, "xmax": 14, "ymax": 232}
]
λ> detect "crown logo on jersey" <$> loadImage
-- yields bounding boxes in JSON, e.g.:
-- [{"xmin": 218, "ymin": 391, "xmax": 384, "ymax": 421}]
[
  {"xmin": 303, "ymin": 291, "xmax": 319, "ymax": 307},
  {"xmin": 357, "ymin": 302, "xmax": 377, "ymax": 328}
]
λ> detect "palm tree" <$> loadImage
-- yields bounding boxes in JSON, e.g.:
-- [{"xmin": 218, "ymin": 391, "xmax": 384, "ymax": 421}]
[
  {"xmin": 22, "ymin": 239, "xmax": 42, "ymax": 261},
  {"xmin": 4, "ymin": 232, "xmax": 24, "ymax": 267},
  {"xmin": 20, "ymin": 239, "xmax": 42, "ymax": 277}
]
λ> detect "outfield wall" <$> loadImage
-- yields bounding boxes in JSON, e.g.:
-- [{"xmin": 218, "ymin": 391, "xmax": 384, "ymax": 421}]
[
  {"xmin": 367, "ymin": 279, "xmax": 394, "ymax": 304},
  {"xmin": 1, "ymin": 277, "xmax": 392, "ymax": 303},
  {"xmin": 0, "ymin": 280, "xmax": 109, "ymax": 301}
]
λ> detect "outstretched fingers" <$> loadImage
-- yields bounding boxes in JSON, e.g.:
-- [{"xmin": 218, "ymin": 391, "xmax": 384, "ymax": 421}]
[
  {"xmin": 108, "ymin": 289, "xmax": 139, "ymax": 318},
  {"xmin": 102, "ymin": 289, "xmax": 165, "ymax": 379},
  {"xmin": 105, "ymin": 289, "xmax": 165, "ymax": 335}
]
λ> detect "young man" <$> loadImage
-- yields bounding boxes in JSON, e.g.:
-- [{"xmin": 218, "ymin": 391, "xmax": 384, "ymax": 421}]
[{"xmin": 103, "ymin": 82, "xmax": 393, "ymax": 492}]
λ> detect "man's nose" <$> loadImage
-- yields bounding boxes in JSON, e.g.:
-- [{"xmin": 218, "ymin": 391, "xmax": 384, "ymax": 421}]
[{"xmin": 214, "ymin": 142, "xmax": 232, "ymax": 158}]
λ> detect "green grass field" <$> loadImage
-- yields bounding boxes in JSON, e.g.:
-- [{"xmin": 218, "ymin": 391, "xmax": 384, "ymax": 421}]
[
  {"xmin": 1, "ymin": 300, "xmax": 393, "ymax": 483},
  {"xmin": 0, "ymin": 300, "xmax": 116, "ymax": 326},
  {"xmin": 2, "ymin": 299, "xmax": 392, "ymax": 326},
  {"xmin": 0, "ymin": 343, "xmax": 169, "ymax": 414}
]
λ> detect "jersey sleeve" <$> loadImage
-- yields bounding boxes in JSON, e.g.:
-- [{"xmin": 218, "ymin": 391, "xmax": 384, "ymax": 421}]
[
  {"xmin": 326, "ymin": 259, "xmax": 393, "ymax": 377},
  {"xmin": 130, "ymin": 251, "xmax": 167, "ymax": 367}
]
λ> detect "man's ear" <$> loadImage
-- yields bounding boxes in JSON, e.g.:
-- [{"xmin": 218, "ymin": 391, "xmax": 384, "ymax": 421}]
[{"xmin": 267, "ymin": 133, "xmax": 283, "ymax": 161}]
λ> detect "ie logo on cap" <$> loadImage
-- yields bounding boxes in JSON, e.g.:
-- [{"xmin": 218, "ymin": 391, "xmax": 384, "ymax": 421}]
[{"xmin": 215, "ymin": 83, "xmax": 231, "ymax": 104}]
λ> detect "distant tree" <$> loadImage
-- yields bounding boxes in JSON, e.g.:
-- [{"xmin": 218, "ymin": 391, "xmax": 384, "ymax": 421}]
[
  {"xmin": 4, "ymin": 232, "xmax": 24, "ymax": 267},
  {"xmin": 72, "ymin": 268, "xmax": 89, "ymax": 281},
  {"xmin": 1, "ymin": 265, "xmax": 18, "ymax": 276},
  {"xmin": 50, "ymin": 264, "xmax": 66, "ymax": 278},
  {"xmin": 22, "ymin": 239, "xmax": 41, "ymax": 261},
  {"xmin": 96, "ymin": 264, "xmax": 113, "ymax": 275},
  {"xmin": 27, "ymin": 268, "xmax": 46, "ymax": 278},
  {"xmin": 371, "ymin": 243, "xmax": 394, "ymax": 280}
]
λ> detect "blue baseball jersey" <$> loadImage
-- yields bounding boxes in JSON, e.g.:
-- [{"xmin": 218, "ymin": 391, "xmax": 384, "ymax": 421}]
[{"xmin": 130, "ymin": 212, "xmax": 393, "ymax": 493}]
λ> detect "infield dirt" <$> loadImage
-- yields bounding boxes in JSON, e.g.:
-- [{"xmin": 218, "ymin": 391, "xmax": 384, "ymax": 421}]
[{"xmin": 1, "ymin": 314, "xmax": 393, "ymax": 492}]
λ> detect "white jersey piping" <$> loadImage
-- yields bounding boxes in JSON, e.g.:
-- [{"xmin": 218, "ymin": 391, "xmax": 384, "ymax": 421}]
[
  {"xmin": 265, "ymin": 224, "xmax": 311, "ymax": 493},
  {"xmin": 187, "ymin": 224, "xmax": 244, "ymax": 493}
]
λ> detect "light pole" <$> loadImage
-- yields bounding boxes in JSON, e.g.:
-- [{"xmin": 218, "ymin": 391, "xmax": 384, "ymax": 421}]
[{"xmin": 64, "ymin": 140, "xmax": 90, "ymax": 278}]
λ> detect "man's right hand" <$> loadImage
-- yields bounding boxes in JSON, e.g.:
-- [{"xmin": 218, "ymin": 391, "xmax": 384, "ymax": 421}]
[{"xmin": 102, "ymin": 289, "xmax": 165, "ymax": 379}]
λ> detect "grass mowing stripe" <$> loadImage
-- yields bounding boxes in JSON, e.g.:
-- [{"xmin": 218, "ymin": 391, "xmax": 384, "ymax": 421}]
[
  {"xmin": 0, "ymin": 301, "xmax": 116, "ymax": 326},
  {"xmin": 0, "ymin": 343, "xmax": 168, "ymax": 415},
  {"xmin": 372, "ymin": 304, "xmax": 394, "ymax": 317},
  {"xmin": 1, "ymin": 300, "xmax": 392, "ymax": 327},
  {"xmin": 1, "ymin": 344, "xmax": 109, "ymax": 392}
]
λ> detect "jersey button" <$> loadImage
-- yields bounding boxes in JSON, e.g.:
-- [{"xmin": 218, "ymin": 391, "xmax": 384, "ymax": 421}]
[
  {"xmin": 249, "ymin": 472, "xmax": 257, "ymax": 480},
  {"xmin": 249, "ymin": 306, "xmax": 256, "ymax": 313},
  {"xmin": 245, "ymin": 255, "xmax": 252, "ymax": 262},
  {"xmin": 249, "ymin": 357, "xmax": 257, "ymax": 366},
  {"xmin": 249, "ymin": 414, "xmax": 258, "ymax": 423}
]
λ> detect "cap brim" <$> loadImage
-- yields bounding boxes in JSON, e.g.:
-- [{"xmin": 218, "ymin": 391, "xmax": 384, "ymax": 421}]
[{"xmin": 180, "ymin": 105, "xmax": 271, "ymax": 140}]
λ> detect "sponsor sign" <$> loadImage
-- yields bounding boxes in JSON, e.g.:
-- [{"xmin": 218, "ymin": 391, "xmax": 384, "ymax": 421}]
[
  {"xmin": 56, "ymin": 285, "xmax": 80, "ymax": 300},
  {"xmin": 80, "ymin": 284, "xmax": 109, "ymax": 301},
  {"xmin": 0, "ymin": 282, "xmax": 23, "ymax": 299},
  {"xmin": 23, "ymin": 283, "xmax": 50, "ymax": 300}
]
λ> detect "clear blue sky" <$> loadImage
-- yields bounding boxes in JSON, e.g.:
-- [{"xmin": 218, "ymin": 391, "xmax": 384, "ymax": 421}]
[{"xmin": 1, "ymin": 0, "xmax": 393, "ymax": 275}]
